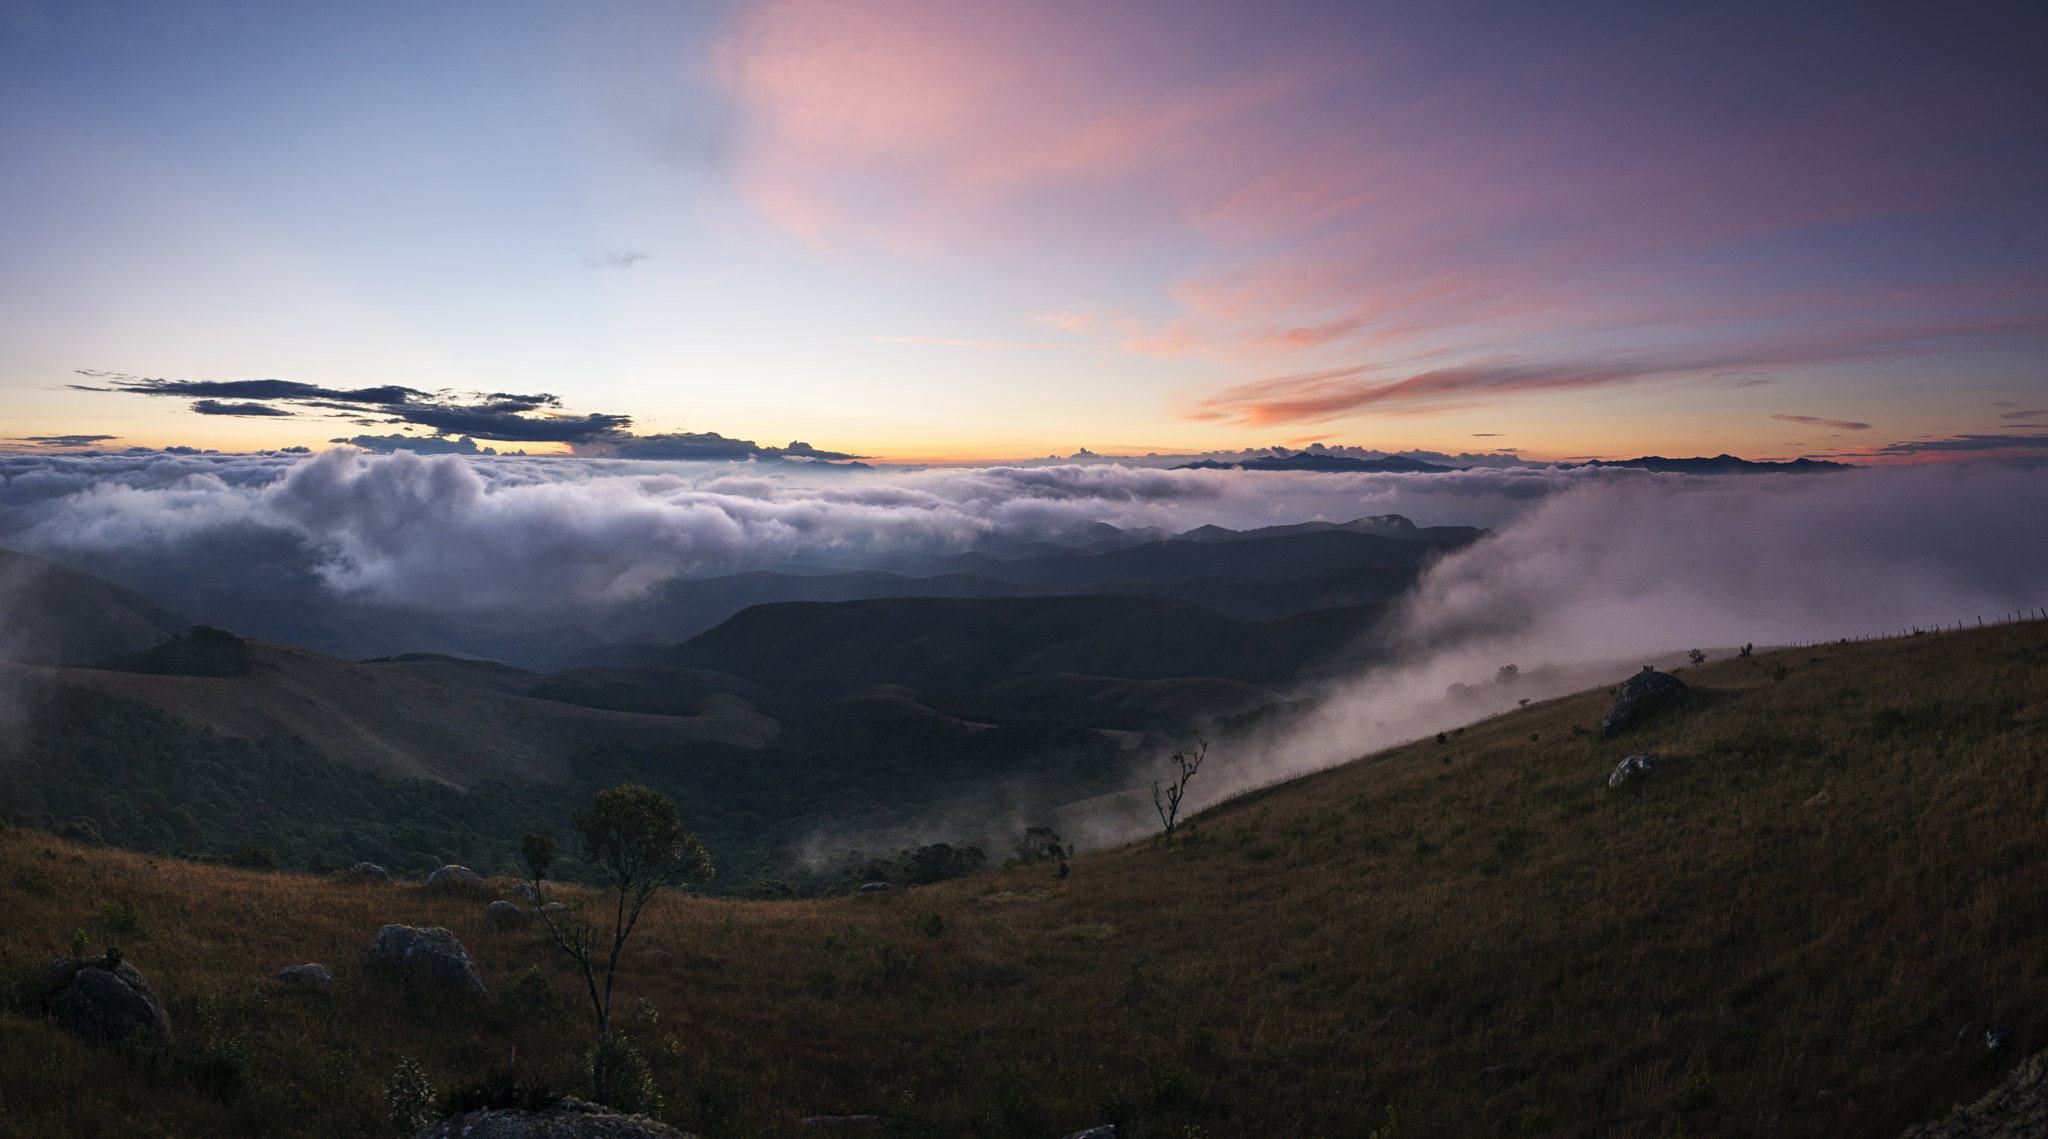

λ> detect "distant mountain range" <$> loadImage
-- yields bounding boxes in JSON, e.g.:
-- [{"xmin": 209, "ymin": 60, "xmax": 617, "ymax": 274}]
[
  {"xmin": 0, "ymin": 517, "xmax": 1457, "ymax": 789},
  {"xmin": 1174, "ymin": 451, "xmax": 1853, "ymax": 474}
]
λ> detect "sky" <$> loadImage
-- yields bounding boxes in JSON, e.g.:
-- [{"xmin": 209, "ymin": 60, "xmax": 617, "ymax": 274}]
[{"xmin": 1, "ymin": 0, "xmax": 2045, "ymax": 463}]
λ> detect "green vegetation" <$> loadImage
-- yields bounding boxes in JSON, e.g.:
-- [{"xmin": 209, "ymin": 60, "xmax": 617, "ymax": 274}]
[
  {"xmin": 0, "ymin": 620, "xmax": 2045, "ymax": 1137},
  {"xmin": 537, "ymin": 784, "xmax": 711, "ymax": 1106},
  {"xmin": 0, "ymin": 682, "xmax": 1127, "ymax": 890},
  {"xmin": 96, "ymin": 624, "xmax": 253, "ymax": 677}
]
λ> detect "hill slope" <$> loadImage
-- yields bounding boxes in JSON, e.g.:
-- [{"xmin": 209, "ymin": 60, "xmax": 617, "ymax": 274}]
[
  {"xmin": 659, "ymin": 594, "xmax": 1389, "ymax": 701},
  {"xmin": 2, "ymin": 640, "xmax": 779, "ymax": 788},
  {"xmin": 2, "ymin": 620, "xmax": 2044, "ymax": 1137},
  {"xmin": 0, "ymin": 546, "xmax": 189, "ymax": 665}
]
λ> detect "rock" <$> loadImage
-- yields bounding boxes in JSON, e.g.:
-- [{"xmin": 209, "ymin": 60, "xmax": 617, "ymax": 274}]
[
  {"xmin": 428, "ymin": 864, "xmax": 489, "ymax": 889},
  {"xmin": 270, "ymin": 963, "xmax": 334, "ymax": 987},
  {"xmin": 364, "ymin": 925, "xmax": 488, "ymax": 996},
  {"xmin": 801, "ymin": 1117, "xmax": 883, "ymax": 1133},
  {"xmin": 1600, "ymin": 670, "xmax": 1688, "ymax": 738},
  {"xmin": 1059, "ymin": 1128, "xmax": 1117, "ymax": 1139},
  {"xmin": 857, "ymin": 882, "xmax": 891, "ymax": 893},
  {"xmin": 1901, "ymin": 1046, "xmax": 2048, "ymax": 1138},
  {"xmin": 341, "ymin": 862, "xmax": 394, "ymax": 883},
  {"xmin": 42, "ymin": 954, "xmax": 172, "ymax": 1046},
  {"xmin": 539, "ymin": 902, "xmax": 574, "ymax": 918},
  {"xmin": 488, "ymin": 901, "xmax": 529, "ymax": 930},
  {"xmin": 512, "ymin": 883, "xmax": 542, "ymax": 902},
  {"xmin": 414, "ymin": 1096, "xmax": 693, "ymax": 1138},
  {"xmin": 1990, "ymin": 1025, "xmax": 2014, "ymax": 1061},
  {"xmin": 1607, "ymin": 753, "xmax": 1660, "ymax": 788}
]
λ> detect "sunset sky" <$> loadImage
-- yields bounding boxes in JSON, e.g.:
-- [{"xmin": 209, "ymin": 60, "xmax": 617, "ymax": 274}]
[{"xmin": 1, "ymin": 0, "xmax": 2043, "ymax": 463}]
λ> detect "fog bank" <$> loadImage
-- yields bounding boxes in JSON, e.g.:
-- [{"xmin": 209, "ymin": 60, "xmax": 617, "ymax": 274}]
[{"xmin": 1192, "ymin": 462, "xmax": 2048, "ymax": 808}]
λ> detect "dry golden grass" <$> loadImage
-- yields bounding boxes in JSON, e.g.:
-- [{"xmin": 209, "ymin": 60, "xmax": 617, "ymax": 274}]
[{"xmin": 3, "ymin": 620, "xmax": 2047, "ymax": 1138}]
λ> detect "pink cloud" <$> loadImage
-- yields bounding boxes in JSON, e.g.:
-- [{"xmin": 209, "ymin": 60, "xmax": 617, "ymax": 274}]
[
  {"xmin": 719, "ymin": 1, "xmax": 2048, "ymax": 414},
  {"xmin": 1192, "ymin": 316, "xmax": 2048, "ymax": 426}
]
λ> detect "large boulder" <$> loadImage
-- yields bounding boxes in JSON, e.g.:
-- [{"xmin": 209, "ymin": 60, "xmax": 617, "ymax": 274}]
[
  {"xmin": 487, "ymin": 901, "xmax": 528, "ymax": 930},
  {"xmin": 1607, "ymin": 753, "xmax": 1660, "ymax": 788},
  {"xmin": 270, "ymin": 963, "xmax": 334, "ymax": 987},
  {"xmin": 428, "ymin": 865, "xmax": 489, "ymax": 889},
  {"xmin": 43, "ymin": 953, "xmax": 172, "ymax": 1046},
  {"xmin": 413, "ymin": 1096, "xmax": 694, "ymax": 1138},
  {"xmin": 364, "ymin": 925, "xmax": 488, "ymax": 996},
  {"xmin": 341, "ymin": 862, "xmax": 394, "ymax": 883},
  {"xmin": 1600, "ymin": 670, "xmax": 1688, "ymax": 738}
]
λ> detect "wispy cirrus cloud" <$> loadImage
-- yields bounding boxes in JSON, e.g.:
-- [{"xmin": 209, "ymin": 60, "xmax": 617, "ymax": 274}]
[
  {"xmin": 7, "ymin": 434, "xmax": 120, "ymax": 448},
  {"xmin": 1864, "ymin": 431, "xmax": 2048, "ymax": 459},
  {"xmin": 874, "ymin": 337, "xmax": 1082, "ymax": 349},
  {"xmin": 1772, "ymin": 414, "xmax": 1872, "ymax": 431},
  {"xmin": 1189, "ymin": 358, "xmax": 1659, "ymax": 426},
  {"xmin": 73, "ymin": 370, "xmax": 636, "ymax": 444},
  {"xmin": 1190, "ymin": 317, "xmax": 2048, "ymax": 426}
]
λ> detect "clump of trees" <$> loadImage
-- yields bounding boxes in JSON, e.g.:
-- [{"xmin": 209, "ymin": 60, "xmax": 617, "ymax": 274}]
[{"xmin": 99, "ymin": 625, "xmax": 253, "ymax": 678}]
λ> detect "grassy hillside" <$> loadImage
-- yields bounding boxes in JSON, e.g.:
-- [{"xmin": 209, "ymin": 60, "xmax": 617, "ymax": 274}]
[
  {"xmin": 0, "ymin": 547, "xmax": 189, "ymax": 666},
  {"xmin": 1, "ymin": 640, "xmax": 780, "ymax": 789},
  {"xmin": 2, "ymin": 620, "xmax": 2044, "ymax": 1138}
]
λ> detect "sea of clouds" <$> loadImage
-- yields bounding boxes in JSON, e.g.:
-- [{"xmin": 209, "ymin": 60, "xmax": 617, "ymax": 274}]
[{"xmin": 5, "ymin": 445, "xmax": 2046, "ymax": 846}]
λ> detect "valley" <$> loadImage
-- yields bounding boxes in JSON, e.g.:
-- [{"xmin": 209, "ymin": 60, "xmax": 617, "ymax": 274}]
[{"xmin": 1, "ymin": 619, "xmax": 2043, "ymax": 1136}]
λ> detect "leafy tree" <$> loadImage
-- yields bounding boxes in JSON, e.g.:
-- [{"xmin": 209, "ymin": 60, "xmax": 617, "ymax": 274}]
[
  {"xmin": 1013, "ymin": 826, "xmax": 1065, "ymax": 864},
  {"xmin": 536, "ymin": 784, "xmax": 711, "ymax": 1102},
  {"xmin": 520, "ymin": 832, "xmax": 556, "ymax": 895}
]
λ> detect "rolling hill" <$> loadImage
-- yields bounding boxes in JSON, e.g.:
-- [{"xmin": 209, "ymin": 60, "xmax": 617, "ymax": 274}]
[
  {"xmin": 1, "ymin": 619, "xmax": 2042, "ymax": 1138},
  {"xmin": 1, "ymin": 641, "xmax": 779, "ymax": 789},
  {"xmin": 657, "ymin": 594, "xmax": 1392, "ymax": 702},
  {"xmin": 0, "ymin": 547, "xmax": 189, "ymax": 665}
]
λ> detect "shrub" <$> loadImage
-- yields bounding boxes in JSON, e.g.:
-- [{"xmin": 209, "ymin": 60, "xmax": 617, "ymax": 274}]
[
  {"xmin": 95, "ymin": 899, "xmax": 140, "ymax": 937},
  {"xmin": 385, "ymin": 1056, "xmax": 438, "ymax": 1136},
  {"xmin": 504, "ymin": 966, "xmax": 557, "ymax": 1017},
  {"xmin": 587, "ymin": 1031, "xmax": 662, "ymax": 1116},
  {"xmin": 440, "ymin": 1069, "xmax": 563, "ymax": 1116},
  {"xmin": 226, "ymin": 842, "xmax": 278, "ymax": 872}
]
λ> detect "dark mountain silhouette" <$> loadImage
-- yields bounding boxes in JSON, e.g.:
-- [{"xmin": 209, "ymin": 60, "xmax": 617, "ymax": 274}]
[
  {"xmin": 0, "ymin": 546, "xmax": 190, "ymax": 665},
  {"xmin": 579, "ymin": 516, "xmax": 1483, "ymax": 660},
  {"xmin": 1572, "ymin": 453, "xmax": 1852, "ymax": 474},
  {"xmin": 1173, "ymin": 453, "xmax": 1456, "ymax": 472},
  {"xmin": 872, "ymin": 525, "xmax": 1481, "ymax": 589},
  {"xmin": 659, "ymin": 594, "xmax": 1391, "ymax": 702}
]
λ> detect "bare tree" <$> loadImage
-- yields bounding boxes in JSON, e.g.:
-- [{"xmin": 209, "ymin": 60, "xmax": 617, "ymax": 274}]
[{"xmin": 1153, "ymin": 739, "xmax": 1207, "ymax": 841}]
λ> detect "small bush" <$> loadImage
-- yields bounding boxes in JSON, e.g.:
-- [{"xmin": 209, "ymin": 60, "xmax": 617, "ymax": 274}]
[
  {"xmin": 587, "ymin": 1032, "xmax": 661, "ymax": 1116},
  {"xmin": 226, "ymin": 842, "xmax": 278, "ymax": 872},
  {"xmin": 503, "ymin": 966, "xmax": 557, "ymax": 1017},
  {"xmin": 95, "ymin": 899, "xmax": 141, "ymax": 937},
  {"xmin": 917, "ymin": 911, "xmax": 946, "ymax": 939},
  {"xmin": 440, "ymin": 1069, "xmax": 563, "ymax": 1117},
  {"xmin": 386, "ymin": 1056, "xmax": 438, "ymax": 1135}
]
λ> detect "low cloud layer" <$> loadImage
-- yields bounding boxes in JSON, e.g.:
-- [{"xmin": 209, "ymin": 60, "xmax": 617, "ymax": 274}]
[
  {"xmin": 1, "ymin": 448, "xmax": 2041, "ymax": 713},
  {"xmin": 1194, "ymin": 462, "xmax": 2048, "ymax": 807},
  {"xmin": 0, "ymin": 449, "xmax": 1574, "ymax": 620}
]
